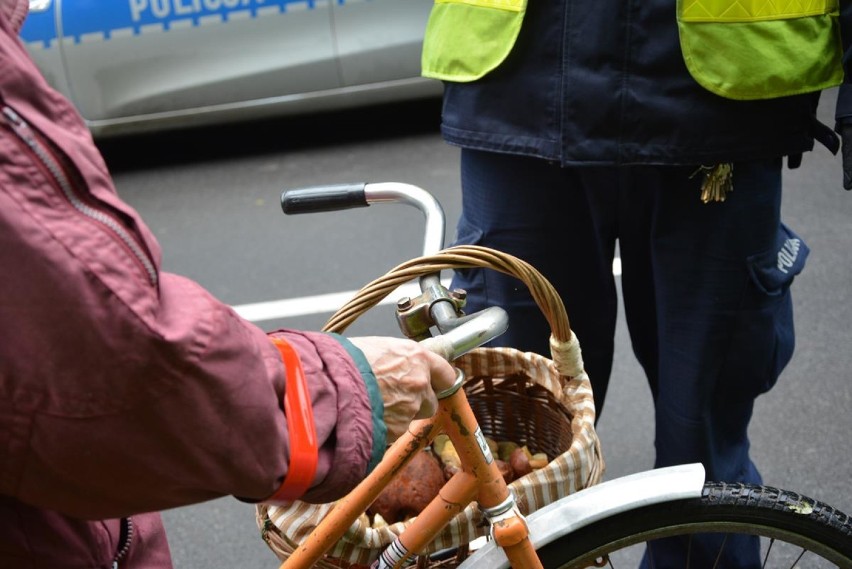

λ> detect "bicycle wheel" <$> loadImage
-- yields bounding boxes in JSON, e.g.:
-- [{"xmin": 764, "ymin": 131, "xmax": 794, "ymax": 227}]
[{"xmin": 535, "ymin": 482, "xmax": 852, "ymax": 568}]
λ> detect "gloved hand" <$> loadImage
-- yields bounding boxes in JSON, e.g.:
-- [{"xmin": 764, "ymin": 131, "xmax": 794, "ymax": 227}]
[
  {"xmin": 349, "ymin": 336, "xmax": 453, "ymax": 442},
  {"xmin": 839, "ymin": 121, "xmax": 852, "ymax": 190}
]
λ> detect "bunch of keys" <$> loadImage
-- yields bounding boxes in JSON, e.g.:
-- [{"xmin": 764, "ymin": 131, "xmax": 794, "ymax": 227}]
[{"xmin": 692, "ymin": 163, "xmax": 734, "ymax": 203}]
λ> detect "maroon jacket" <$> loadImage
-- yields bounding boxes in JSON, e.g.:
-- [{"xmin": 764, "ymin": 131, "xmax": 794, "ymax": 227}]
[{"xmin": 0, "ymin": 1, "xmax": 380, "ymax": 566}]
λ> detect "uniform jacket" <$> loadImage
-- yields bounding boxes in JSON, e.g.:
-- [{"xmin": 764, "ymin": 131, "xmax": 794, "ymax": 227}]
[
  {"xmin": 433, "ymin": 0, "xmax": 852, "ymax": 167},
  {"xmin": 0, "ymin": 1, "xmax": 380, "ymax": 566}
]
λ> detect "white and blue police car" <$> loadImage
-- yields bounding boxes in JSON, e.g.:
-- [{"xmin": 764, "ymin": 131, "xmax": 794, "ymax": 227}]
[{"xmin": 21, "ymin": 0, "xmax": 439, "ymax": 137}]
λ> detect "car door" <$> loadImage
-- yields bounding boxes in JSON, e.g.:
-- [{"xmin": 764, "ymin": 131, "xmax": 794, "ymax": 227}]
[
  {"xmin": 23, "ymin": 0, "xmax": 339, "ymax": 123},
  {"xmin": 19, "ymin": 0, "xmax": 71, "ymax": 98},
  {"xmin": 331, "ymin": 0, "xmax": 433, "ymax": 87}
]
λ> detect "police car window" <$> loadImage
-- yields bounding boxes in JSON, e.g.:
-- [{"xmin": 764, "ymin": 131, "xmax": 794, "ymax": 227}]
[{"xmin": 29, "ymin": 0, "xmax": 52, "ymax": 13}]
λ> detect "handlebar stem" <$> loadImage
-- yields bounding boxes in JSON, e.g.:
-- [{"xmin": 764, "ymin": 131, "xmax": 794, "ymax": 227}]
[{"xmin": 419, "ymin": 306, "xmax": 509, "ymax": 362}]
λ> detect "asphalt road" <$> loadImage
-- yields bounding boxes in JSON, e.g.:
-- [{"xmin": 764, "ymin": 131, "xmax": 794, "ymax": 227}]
[{"xmin": 100, "ymin": 91, "xmax": 852, "ymax": 569}]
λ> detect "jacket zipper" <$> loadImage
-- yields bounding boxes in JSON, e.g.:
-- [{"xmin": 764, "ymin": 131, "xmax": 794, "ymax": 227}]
[
  {"xmin": 1, "ymin": 105, "xmax": 158, "ymax": 287},
  {"xmin": 2, "ymin": 107, "xmax": 142, "ymax": 565},
  {"xmin": 112, "ymin": 517, "xmax": 134, "ymax": 568}
]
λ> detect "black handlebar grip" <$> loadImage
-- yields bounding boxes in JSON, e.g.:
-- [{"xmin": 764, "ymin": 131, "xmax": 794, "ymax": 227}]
[{"xmin": 280, "ymin": 183, "xmax": 369, "ymax": 214}]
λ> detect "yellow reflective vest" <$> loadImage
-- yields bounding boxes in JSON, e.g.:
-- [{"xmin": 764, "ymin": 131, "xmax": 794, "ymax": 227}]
[{"xmin": 422, "ymin": 0, "xmax": 844, "ymax": 100}]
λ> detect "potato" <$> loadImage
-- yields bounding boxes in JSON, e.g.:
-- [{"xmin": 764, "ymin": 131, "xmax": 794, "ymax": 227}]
[
  {"xmin": 529, "ymin": 452, "xmax": 549, "ymax": 470},
  {"xmin": 485, "ymin": 437, "xmax": 499, "ymax": 454},
  {"xmin": 509, "ymin": 447, "xmax": 532, "ymax": 478},
  {"xmin": 437, "ymin": 440, "xmax": 462, "ymax": 478},
  {"xmin": 439, "ymin": 441, "xmax": 461, "ymax": 470},
  {"xmin": 497, "ymin": 441, "xmax": 519, "ymax": 462},
  {"xmin": 432, "ymin": 433, "xmax": 450, "ymax": 455},
  {"xmin": 495, "ymin": 459, "xmax": 514, "ymax": 484},
  {"xmin": 369, "ymin": 449, "xmax": 445, "ymax": 524}
]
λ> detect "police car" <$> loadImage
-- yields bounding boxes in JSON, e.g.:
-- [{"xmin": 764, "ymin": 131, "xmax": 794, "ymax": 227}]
[{"xmin": 21, "ymin": 0, "xmax": 440, "ymax": 137}]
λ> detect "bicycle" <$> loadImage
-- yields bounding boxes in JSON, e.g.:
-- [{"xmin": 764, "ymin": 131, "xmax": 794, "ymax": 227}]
[{"xmin": 257, "ymin": 182, "xmax": 852, "ymax": 569}]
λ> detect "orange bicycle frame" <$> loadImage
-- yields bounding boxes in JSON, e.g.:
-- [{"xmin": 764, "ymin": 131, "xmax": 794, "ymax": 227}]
[{"xmin": 279, "ymin": 368, "xmax": 544, "ymax": 569}]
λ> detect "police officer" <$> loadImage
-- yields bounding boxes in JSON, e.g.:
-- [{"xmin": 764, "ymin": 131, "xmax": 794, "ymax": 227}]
[{"xmin": 422, "ymin": 1, "xmax": 851, "ymax": 566}]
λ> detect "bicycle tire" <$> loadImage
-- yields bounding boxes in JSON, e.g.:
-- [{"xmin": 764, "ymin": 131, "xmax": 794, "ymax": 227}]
[{"xmin": 535, "ymin": 482, "xmax": 852, "ymax": 568}]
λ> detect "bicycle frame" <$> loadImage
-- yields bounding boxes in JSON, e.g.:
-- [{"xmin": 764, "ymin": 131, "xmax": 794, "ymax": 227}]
[{"xmin": 280, "ymin": 364, "xmax": 544, "ymax": 569}]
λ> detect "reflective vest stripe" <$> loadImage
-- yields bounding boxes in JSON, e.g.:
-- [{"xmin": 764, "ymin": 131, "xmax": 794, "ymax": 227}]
[
  {"xmin": 435, "ymin": 0, "xmax": 524, "ymax": 11},
  {"xmin": 680, "ymin": 0, "xmax": 837, "ymax": 22}
]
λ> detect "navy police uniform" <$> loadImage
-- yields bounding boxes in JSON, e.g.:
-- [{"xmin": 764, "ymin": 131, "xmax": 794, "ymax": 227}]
[{"xmin": 435, "ymin": 1, "xmax": 849, "ymax": 565}]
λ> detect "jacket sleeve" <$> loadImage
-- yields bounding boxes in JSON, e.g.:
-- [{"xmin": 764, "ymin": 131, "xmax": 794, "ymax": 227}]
[
  {"xmin": 265, "ymin": 330, "xmax": 387, "ymax": 505},
  {"xmin": 6, "ymin": 268, "xmax": 381, "ymax": 520}
]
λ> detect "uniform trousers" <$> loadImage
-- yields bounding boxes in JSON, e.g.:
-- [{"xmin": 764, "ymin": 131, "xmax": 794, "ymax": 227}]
[{"xmin": 450, "ymin": 149, "xmax": 809, "ymax": 567}]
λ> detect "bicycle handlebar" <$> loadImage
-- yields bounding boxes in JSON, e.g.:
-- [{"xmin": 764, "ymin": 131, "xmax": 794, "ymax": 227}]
[
  {"xmin": 280, "ymin": 182, "xmax": 508, "ymax": 360},
  {"xmin": 281, "ymin": 182, "xmax": 368, "ymax": 213},
  {"xmin": 281, "ymin": 182, "xmax": 446, "ymax": 257}
]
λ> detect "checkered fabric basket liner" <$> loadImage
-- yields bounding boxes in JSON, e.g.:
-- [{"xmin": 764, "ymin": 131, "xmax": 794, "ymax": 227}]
[{"xmin": 257, "ymin": 245, "xmax": 605, "ymax": 568}]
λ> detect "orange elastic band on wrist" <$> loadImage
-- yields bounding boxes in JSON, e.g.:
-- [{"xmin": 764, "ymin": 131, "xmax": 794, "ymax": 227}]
[{"xmin": 268, "ymin": 336, "xmax": 318, "ymax": 503}]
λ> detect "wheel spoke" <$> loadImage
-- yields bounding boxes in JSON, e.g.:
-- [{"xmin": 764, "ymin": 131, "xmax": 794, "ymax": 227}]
[
  {"xmin": 790, "ymin": 548, "xmax": 807, "ymax": 568},
  {"xmin": 711, "ymin": 533, "xmax": 728, "ymax": 568},
  {"xmin": 762, "ymin": 537, "xmax": 774, "ymax": 568}
]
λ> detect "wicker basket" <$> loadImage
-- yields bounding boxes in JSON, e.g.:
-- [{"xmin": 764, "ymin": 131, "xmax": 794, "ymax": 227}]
[{"xmin": 257, "ymin": 245, "xmax": 604, "ymax": 568}]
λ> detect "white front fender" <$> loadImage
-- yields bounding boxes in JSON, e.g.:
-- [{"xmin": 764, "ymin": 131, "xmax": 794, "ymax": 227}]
[{"xmin": 458, "ymin": 463, "xmax": 707, "ymax": 569}]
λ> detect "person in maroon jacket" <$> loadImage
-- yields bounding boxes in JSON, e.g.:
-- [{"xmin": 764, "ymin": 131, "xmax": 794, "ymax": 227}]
[{"xmin": 0, "ymin": 1, "xmax": 454, "ymax": 567}]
